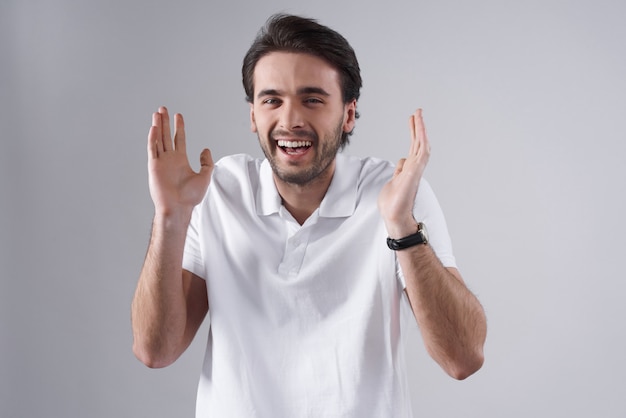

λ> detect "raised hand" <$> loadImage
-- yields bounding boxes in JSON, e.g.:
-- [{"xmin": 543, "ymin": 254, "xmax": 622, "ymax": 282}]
[
  {"xmin": 147, "ymin": 107, "xmax": 214, "ymax": 218},
  {"xmin": 378, "ymin": 109, "xmax": 431, "ymax": 238}
]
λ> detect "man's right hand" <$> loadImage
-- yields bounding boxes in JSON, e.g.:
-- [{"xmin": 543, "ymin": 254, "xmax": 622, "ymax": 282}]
[
  {"xmin": 132, "ymin": 107, "xmax": 212, "ymax": 368},
  {"xmin": 147, "ymin": 107, "xmax": 213, "ymax": 219}
]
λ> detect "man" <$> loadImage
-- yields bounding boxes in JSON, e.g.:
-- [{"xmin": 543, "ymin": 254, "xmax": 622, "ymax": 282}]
[{"xmin": 132, "ymin": 14, "xmax": 486, "ymax": 417}]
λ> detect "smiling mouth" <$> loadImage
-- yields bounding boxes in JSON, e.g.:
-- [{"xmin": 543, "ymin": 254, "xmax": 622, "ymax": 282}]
[{"xmin": 277, "ymin": 140, "xmax": 312, "ymax": 155}]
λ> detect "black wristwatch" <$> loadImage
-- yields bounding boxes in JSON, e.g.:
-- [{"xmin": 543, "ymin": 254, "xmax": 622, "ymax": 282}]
[{"xmin": 386, "ymin": 222, "xmax": 429, "ymax": 250}]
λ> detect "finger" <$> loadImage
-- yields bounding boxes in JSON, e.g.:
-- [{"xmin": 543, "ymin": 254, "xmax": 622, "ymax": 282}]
[
  {"xmin": 174, "ymin": 113, "xmax": 186, "ymax": 153},
  {"xmin": 414, "ymin": 108, "xmax": 430, "ymax": 156},
  {"xmin": 148, "ymin": 125, "xmax": 159, "ymax": 159},
  {"xmin": 159, "ymin": 106, "xmax": 173, "ymax": 151},
  {"xmin": 408, "ymin": 113, "xmax": 417, "ymax": 154},
  {"xmin": 409, "ymin": 110, "xmax": 422, "ymax": 156},
  {"xmin": 150, "ymin": 113, "xmax": 164, "ymax": 157}
]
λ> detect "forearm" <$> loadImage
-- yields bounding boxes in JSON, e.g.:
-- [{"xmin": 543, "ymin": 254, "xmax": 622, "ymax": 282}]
[
  {"xmin": 398, "ymin": 244, "xmax": 486, "ymax": 380},
  {"xmin": 131, "ymin": 212, "xmax": 192, "ymax": 368}
]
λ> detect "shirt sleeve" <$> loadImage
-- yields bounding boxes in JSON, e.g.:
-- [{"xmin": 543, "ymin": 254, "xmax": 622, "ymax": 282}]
[
  {"xmin": 396, "ymin": 178, "xmax": 457, "ymax": 287},
  {"xmin": 182, "ymin": 202, "xmax": 207, "ymax": 280}
]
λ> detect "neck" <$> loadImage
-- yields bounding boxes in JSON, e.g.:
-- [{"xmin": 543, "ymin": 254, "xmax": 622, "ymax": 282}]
[{"xmin": 274, "ymin": 162, "xmax": 335, "ymax": 225}]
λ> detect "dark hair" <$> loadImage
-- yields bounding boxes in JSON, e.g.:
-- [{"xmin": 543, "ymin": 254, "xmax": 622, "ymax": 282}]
[{"xmin": 242, "ymin": 14, "xmax": 362, "ymax": 145}]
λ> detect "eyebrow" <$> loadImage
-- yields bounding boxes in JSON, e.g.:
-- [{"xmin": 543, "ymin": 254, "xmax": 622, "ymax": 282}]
[
  {"xmin": 256, "ymin": 86, "xmax": 331, "ymax": 100},
  {"xmin": 297, "ymin": 87, "xmax": 331, "ymax": 96}
]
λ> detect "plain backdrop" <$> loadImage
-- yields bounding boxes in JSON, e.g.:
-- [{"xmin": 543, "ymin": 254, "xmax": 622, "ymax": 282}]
[{"xmin": 2, "ymin": 0, "xmax": 625, "ymax": 417}]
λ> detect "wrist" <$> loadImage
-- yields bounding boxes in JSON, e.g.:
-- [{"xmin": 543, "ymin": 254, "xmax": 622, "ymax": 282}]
[
  {"xmin": 153, "ymin": 208, "xmax": 193, "ymax": 231},
  {"xmin": 386, "ymin": 222, "xmax": 429, "ymax": 250},
  {"xmin": 384, "ymin": 218, "xmax": 419, "ymax": 240}
]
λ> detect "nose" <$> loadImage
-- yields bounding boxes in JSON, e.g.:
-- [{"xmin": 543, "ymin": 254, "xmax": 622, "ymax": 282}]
[{"xmin": 279, "ymin": 101, "xmax": 304, "ymax": 130}]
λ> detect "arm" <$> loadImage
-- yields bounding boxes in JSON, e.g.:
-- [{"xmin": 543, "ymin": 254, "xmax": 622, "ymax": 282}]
[
  {"xmin": 378, "ymin": 109, "xmax": 486, "ymax": 380},
  {"xmin": 399, "ymin": 249, "xmax": 485, "ymax": 380},
  {"xmin": 131, "ymin": 107, "xmax": 213, "ymax": 368}
]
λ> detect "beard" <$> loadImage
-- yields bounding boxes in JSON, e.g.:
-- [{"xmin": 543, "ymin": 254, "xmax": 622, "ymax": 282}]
[{"xmin": 258, "ymin": 118, "xmax": 344, "ymax": 186}]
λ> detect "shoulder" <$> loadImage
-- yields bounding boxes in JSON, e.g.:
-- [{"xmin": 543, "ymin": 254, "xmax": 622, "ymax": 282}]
[
  {"xmin": 198, "ymin": 154, "xmax": 264, "ymax": 208},
  {"xmin": 213, "ymin": 154, "xmax": 262, "ymax": 175},
  {"xmin": 343, "ymin": 153, "xmax": 435, "ymax": 189},
  {"xmin": 336, "ymin": 153, "xmax": 396, "ymax": 187},
  {"xmin": 209, "ymin": 154, "xmax": 263, "ymax": 188}
]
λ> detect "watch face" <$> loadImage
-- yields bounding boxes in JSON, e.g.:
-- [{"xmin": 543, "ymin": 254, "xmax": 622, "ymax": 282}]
[{"xmin": 418, "ymin": 222, "xmax": 429, "ymax": 243}]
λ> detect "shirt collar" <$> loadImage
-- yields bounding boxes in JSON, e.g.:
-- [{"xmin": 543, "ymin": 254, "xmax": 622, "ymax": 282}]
[
  {"xmin": 256, "ymin": 159, "xmax": 282, "ymax": 216},
  {"xmin": 256, "ymin": 153, "xmax": 359, "ymax": 218}
]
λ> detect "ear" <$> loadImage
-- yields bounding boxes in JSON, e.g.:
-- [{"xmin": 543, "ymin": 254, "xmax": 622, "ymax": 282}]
[
  {"xmin": 342, "ymin": 99, "xmax": 357, "ymax": 133},
  {"xmin": 249, "ymin": 103, "xmax": 257, "ymax": 133}
]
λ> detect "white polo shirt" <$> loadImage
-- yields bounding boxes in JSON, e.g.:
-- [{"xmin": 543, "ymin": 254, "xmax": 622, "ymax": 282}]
[{"xmin": 183, "ymin": 153, "xmax": 456, "ymax": 418}]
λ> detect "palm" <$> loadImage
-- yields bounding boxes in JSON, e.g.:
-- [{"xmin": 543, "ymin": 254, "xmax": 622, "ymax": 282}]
[{"xmin": 147, "ymin": 107, "xmax": 213, "ymax": 216}]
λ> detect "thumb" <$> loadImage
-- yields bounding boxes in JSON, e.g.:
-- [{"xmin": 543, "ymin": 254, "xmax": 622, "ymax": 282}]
[
  {"xmin": 199, "ymin": 148, "xmax": 214, "ymax": 176},
  {"xmin": 393, "ymin": 158, "xmax": 406, "ymax": 178}
]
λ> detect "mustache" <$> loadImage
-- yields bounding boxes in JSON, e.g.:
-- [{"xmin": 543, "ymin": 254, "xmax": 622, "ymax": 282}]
[{"xmin": 270, "ymin": 129, "xmax": 318, "ymax": 142}]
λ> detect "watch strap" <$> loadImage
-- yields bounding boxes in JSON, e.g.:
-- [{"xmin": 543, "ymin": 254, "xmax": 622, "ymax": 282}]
[{"xmin": 386, "ymin": 223, "xmax": 428, "ymax": 250}]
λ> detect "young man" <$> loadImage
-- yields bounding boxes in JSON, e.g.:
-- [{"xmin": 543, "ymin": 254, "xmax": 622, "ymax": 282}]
[{"xmin": 132, "ymin": 14, "xmax": 486, "ymax": 417}]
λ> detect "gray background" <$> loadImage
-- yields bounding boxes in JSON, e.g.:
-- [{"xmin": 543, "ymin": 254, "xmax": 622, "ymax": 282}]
[{"xmin": 2, "ymin": 0, "xmax": 625, "ymax": 416}]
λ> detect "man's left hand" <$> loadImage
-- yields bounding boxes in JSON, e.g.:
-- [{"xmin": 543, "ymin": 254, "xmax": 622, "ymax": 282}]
[{"xmin": 378, "ymin": 108, "xmax": 431, "ymax": 238}]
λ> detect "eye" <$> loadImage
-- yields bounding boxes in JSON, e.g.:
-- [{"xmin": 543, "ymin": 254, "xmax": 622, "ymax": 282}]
[
  {"xmin": 262, "ymin": 98, "xmax": 281, "ymax": 105},
  {"xmin": 304, "ymin": 97, "xmax": 323, "ymax": 105}
]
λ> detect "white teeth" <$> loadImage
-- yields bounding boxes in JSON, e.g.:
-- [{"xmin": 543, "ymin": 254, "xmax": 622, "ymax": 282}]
[{"xmin": 277, "ymin": 140, "xmax": 312, "ymax": 148}]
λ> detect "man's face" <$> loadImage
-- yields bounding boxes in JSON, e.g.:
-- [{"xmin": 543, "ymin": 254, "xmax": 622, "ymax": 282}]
[{"xmin": 250, "ymin": 52, "xmax": 356, "ymax": 186}]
